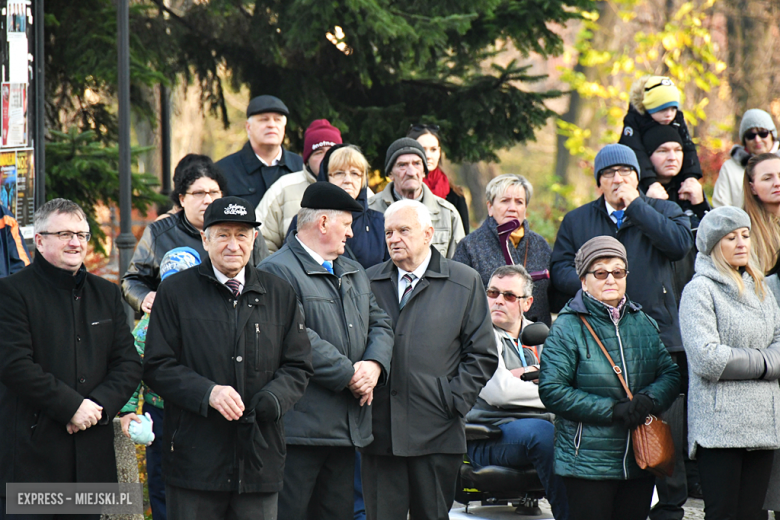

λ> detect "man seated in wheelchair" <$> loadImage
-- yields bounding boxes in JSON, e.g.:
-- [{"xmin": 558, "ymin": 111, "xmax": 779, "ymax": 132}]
[{"xmin": 465, "ymin": 265, "xmax": 570, "ymax": 520}]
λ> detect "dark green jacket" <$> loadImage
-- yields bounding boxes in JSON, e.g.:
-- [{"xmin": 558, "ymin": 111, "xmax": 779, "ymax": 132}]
[{"xmin": 538, "ymin": 290, "xmax": 680, "ymax": 480}]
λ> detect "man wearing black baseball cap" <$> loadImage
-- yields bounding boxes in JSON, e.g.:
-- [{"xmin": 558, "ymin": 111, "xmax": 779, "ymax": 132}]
[
  {"xmin": 258, "ymin": 183, "xmax": 394, "ymax": 520},
  {"xmin": 216, "ymin": 95, "xmax": 304, "ymax": 208},
  {"xmin": 144, "ymin": 195, "xmax": 314, "ymax": 520}
]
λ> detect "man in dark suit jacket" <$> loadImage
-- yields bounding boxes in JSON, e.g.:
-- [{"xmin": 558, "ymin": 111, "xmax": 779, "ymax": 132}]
[
  {"xmin": 364, "ymin": 199, "xmax": 497, "ymax": 520},
  {"xmin": 216, "ymin": 95, "xmax": 303, "ymax": 207},
  {"xmin": 0, "ymin": 198, "xmax": 142, "ymax": 519}
]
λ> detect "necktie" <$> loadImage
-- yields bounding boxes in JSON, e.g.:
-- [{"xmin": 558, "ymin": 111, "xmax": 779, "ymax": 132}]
[
  {"xmin": 225, "ymin": 278, "xmax": 241, "ymax": 297},
  {"xmin": 322, "ymin": 261, "xmax": 334, "ymax": 274},
  {"xmin": 399, "ymin": 273, "xmax": 417, "ymax": 310},
  {"xmin": 612, "ymin": 210, "xmax": 624, "ymax": 229}
]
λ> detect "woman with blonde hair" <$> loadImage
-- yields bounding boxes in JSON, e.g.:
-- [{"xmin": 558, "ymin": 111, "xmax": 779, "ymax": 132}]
[
  {"xmin": 680, "ymin": 206, "xmax": 780, "ymax": 520},
  {"xmin": 742, "ymin": 152, "xmax": 780, "ymax": 272}
]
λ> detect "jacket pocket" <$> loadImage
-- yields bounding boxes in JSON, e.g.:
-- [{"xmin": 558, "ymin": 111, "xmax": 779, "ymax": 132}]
[{"xmin": 437, "ymin": 376, "xmax": 454, "ymax": 420}]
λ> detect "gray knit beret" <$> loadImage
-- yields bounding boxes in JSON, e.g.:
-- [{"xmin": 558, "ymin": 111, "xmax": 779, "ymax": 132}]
[
  {"xmin": 696, "ymin": 206, "xmax": 751, "ymax": 255},
  {"xmin": 575, "ymin": 236, "xmax": 629, "ymax": 278},
  {"xmin": 739, "ymin": 109, "xmax": 777, "ymax": 143},
  {"xmin": 385, "ymin": 138, "xmax": 429, "ymax": 176},
  {"xmin": 593, "ymin": 144, "xmax": 640, "ymax": 185}
]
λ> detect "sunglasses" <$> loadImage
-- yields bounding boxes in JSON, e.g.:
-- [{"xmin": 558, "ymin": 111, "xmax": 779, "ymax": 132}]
[
  {"xmin": 409, "ymin": 123, "xmax": 440, "ymax": 133},
  {"xmin": 587, "ymin": 268, "xmax": 628, "ymax": 280},
  {"xmin": 486, "ymin": 288, "xmax": 527, "ymax": 302},
  {"xmin": 745, "ymin": 130, "xmax": 771, "ymax": 141}
]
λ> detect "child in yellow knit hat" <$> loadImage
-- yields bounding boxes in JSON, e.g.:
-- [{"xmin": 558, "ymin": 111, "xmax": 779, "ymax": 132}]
[{"xmin": 618, "ymin": 75, "xmax": 702, "ymax": 193}]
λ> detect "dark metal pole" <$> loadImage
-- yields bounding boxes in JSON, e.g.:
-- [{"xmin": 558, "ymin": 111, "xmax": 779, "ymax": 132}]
[
  {"xmin": 160, "ymin": 84, "xmax": 171, "ymax": 200},
  {"xmin": 34, "ymin": 0, "xmax": 45, "ymax": 208},
  {"xmin": 116, "ymin": 0, "xmax": 135, "ymax": 327}
]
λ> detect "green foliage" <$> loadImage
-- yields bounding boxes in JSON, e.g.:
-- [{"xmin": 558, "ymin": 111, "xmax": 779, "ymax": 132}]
[
  {"xmin": 558, "ymin": 0, "xmax": 726, "ymax": 163},
  {"xmin": 150, "ymin": 0, "xmax": 594, "ymax": 170},
  {"xmin": 46, "ymin": 128, "xmax": 167, "ymax": 254}
]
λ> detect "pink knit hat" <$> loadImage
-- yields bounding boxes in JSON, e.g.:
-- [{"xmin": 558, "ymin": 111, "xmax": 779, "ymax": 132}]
[{"xmin": 303, "ymin": 119, "xmax": 342, "ymax": 164}]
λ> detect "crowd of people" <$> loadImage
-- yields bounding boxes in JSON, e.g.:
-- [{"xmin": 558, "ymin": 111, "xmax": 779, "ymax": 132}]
[{"xmin": 1, "ymin": 74, "xmax": 780, "ymax": 520}]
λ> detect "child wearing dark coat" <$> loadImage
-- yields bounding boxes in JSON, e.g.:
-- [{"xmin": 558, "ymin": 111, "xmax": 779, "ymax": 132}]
[{"xmin": 619, "ymin": 75, "xmax": 702, "ymax": 193}]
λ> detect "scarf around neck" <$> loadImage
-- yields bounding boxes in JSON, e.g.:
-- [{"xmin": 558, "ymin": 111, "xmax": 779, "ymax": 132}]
[{"xmin": 423, "ymin": 166, "xmax": 451, "ymax": 199}]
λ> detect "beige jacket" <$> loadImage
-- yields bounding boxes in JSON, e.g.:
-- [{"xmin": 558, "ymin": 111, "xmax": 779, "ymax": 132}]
[
  {"xmin": 368, "ymin": 182, "xmax": 465, "ymax": 258},
  {"xmin": 255, "ymin": 168, "xmax": 316, "ymax": 252}
]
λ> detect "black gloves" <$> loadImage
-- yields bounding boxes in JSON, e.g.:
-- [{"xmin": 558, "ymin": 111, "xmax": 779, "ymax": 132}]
[
  {"xmin": 613, "ymin": 394, "xmax": 655, "ymax": 430},
  {"xmin": 612, "ymin": 398, "xmax": 632, "ymax": 429},
  {"xmin": 255, "ymin": 391, "xmax": 279, "ymax": 422}
]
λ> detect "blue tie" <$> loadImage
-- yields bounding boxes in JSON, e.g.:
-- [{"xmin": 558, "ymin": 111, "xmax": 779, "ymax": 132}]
[
  {"xmin": 322, "ymin": 261, "xmax": 334, "ymax": 274},
  {"xmin": 612, "ymin": 210, "xmax": 624, "ymax": 229}
]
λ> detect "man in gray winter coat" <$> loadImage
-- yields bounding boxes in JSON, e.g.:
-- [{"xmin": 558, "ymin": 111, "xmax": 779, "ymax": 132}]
[
  {"xmin": 257, "ymin": 182, "xmax": 394, "ymax": 520},
  {"xmin": 364, "ymin": 199, "xmax": 497, "ymax": 520}
]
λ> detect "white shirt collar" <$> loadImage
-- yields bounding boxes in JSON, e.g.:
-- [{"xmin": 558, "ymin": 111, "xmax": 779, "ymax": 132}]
[
  {"xmin": 212, "ymin": 265, "xmax": 246, "ymax": 292},
  {"xmin": 296, "ymin": 235, "xmax": 327, "ymax": 266},
  {"xmin": 256, "ymin": 147, "xmax": 283, "ymax": 167},
  {"xmin": 605, "ymin": 199, "xmax": 620, "ymax": 215},
  {"xmin": 396, "ymin": 249, "xmax": 432, "ymax": 299}
]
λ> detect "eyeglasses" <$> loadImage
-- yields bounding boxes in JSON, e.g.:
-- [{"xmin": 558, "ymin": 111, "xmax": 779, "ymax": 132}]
[
  {"xmin": 745, "ymin": 130, "xmax": 771, "ymax": 141},
  {"xmin": 39, "ymin": 231, "xmax": 91, "ymax": 242},
  {"xmin": 587, "ymin": 268, "xmax": 628, "ymax": 280},
  {"xmin": 408, "ymin": 123, "xmax": 440, "ymax": 133},
  {"xmin": 329, "ymin": 170, "xmax": 363, "ymax": 181},
  {"xmin": 486, "ymin": 288, "xmax": 528, "ymax": 303},
  {"xmin": 600, "ymin": 167, "xmax": 635, "ymax": 179},
  {"xmin": 186, "ymin": 189, "xmax": 222, "ymax": 200}
]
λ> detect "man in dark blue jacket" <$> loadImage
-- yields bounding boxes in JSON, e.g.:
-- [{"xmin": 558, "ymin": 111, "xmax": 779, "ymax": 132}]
[{"xmin": 216, "ymin": 95, "xmax": 303, "ymax": 207}]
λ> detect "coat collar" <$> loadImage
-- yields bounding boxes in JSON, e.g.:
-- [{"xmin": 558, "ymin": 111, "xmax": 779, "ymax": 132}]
[
  {"xmin": 196, "ymin": 257, "xmax": 266, "ymax": 295},
  {"xmin": 564, "ymin": 289, "xmax": 642, "ymax": 317},
  {"xmin": 33, "ymin": 251, "xmax": 87, "ymax": 291},
  {"xmin": 378, "ymin": 182, "xmax": 442, "ymax": 215},
  {"xmin": 238, "ymin": 141, "xmax": 293, "ymax": 175},
  {"xmin": 370, "ymin": 245, "xmax": 448, "ymax": 281},
  {"xmin": 284, "ymin": 233, "xmax": 359, "ymax": 277},
  {"xmin": 176, "ymin": 210, "xmax": 202, "ymax": 238}
]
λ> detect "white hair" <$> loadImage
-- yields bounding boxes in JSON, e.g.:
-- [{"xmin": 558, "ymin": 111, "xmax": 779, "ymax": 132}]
[
  {"xmin": 297, "ymin": 208, "xmax": 345, "ymax": 230},
  {"xmin": 485, "ymin": 173, "xmax": 533, "ymax": 206},
  {"xmin": 384, "ymin": 199, "xmax": 433, "ymax": 229}
]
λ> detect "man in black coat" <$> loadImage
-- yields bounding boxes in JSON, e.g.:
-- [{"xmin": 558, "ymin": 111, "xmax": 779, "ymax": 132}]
[
  {"xmin": 550, "ymin": 143, "xmax": 693, "ymax": 352},
  {"xmin": 143, "ymin": 197, "xmax": 313, "ymax": 520},
  {"xmin": 364, "ymin": 199, "xmax": 497, "ymax": 520},
  {"xmin": 258, "ymin": 183, "xmax": 394, "ymax": 520},
  {"xmin": 216, "ymin": 95, "xmax": 303, "ymax": 207},
  {"xmin": 0, "ymin": 198, "xmax": 142, "ymax": 519}
]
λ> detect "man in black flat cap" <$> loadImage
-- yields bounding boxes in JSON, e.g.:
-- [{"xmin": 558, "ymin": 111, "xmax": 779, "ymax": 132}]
[
  {"xmin": 216, "ymin": 95, "xmax": 304, "ymax": 207},
  {"xmin": 258, "ymin": 183, "xmax": 394, "ymax": 520},
  {"xmin": 144, "ymin": 196, "xmax": 313, "ymax": 520}
]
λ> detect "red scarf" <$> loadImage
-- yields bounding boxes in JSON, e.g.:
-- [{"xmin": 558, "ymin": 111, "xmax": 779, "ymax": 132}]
[{"xmin": 423, "ymin": 166, "xmax": 451, "ymax": 198}]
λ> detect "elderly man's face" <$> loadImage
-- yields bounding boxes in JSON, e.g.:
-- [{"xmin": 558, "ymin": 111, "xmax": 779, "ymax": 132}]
[
  {"xmin": 384, "ymin": 206, "xmax": 434, "ymax": 271},
  {"xmin": 202, "ymin": 223, "xmax": 257, "ymax": 278},
  {"xmin": 487, "ymin": 274, "xmax": 533, "ymax": 334},
  {"xmin": 35, "ymin": 212, "xmax": 90, "ymax": 274},
  {"xmin": 319, "ymin": 211, "xmax": 354, "ymax": 260},
  {"xmin": 488, "ymin": 184, "xmax": 527, "ymax": 226},
  {"xmin": 390, "ymin": 154, "xmax": 425, "ymax": 199},
  {"xmin": 600, "ymin": 167, "xmax": 639, "ymax": 209},
  {"xmin": 649, "ymin": 142, "xmax": 683, "ymax": 182},
  {"xmin": 246, "ymin": 112, "xmax": 286, "ymax": 148}
]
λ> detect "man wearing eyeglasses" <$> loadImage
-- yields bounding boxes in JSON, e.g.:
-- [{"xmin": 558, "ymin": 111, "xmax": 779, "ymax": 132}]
[
  {"xmin": 550, "ymin": 143, "xmax": 692, "ymax": 356},
  {"xmin": 0, "ymin": 198, "xmax": 142, "ymax": 518},
  {"xmin": 369, "ymin": 138, "xmax": 465, "ymax": 258},
  {"xmin": 465, "ymin": 265, "xmax": 570, "ymax": 520}
]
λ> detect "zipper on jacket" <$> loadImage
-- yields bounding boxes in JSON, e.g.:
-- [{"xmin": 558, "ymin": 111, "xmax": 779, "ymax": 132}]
[
  {"xmin": 622, "ymin": 430, "xmax": 631, "ymax": 479},
  {"xmin": 615, "ymin": 318, "xmax": 631, "ymax": 479},
  {"xmin": 574, "ymin": 422, "xmax": 583, "ymax": 456},
  {"xmin": 255, "ymin": 323, "xmax": 260, "ymax": 371}
]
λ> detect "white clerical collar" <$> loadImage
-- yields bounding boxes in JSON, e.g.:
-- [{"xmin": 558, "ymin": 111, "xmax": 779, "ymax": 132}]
[
  {"xmin": 256, "ymin": 148, "xmax": 283, "ymax": 167},
  {"xmin": 212, "ymin": 265, "xmax": 246, "ymax": 291},
  {"xmin": 296, "ymin": 235, "xmax": 327, "ymax": 266}
]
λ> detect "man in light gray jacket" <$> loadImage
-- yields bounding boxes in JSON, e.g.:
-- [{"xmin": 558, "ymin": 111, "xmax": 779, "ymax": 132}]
[{"xmin": 465, "ymin": 265, "xmax": 569, "ymax": 520}]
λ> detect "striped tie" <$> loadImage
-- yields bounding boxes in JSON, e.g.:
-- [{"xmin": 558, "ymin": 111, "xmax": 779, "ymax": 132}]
[
  {"xmin": 225, "ymin": 278, "xmax": 241, "ymax": 297},
  {"xmin": 399, "ymin": 273, "xmax": 417, "ymax": 310}
]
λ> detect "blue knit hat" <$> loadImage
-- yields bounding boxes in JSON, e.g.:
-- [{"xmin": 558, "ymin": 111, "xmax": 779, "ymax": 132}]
[
  {"xmin": 594, "ymin": 144, "xmax": 640, "ymax": 185},
  {"xmin": 160, "ymin": 246, "xmax": 201, "ymax": 280}
]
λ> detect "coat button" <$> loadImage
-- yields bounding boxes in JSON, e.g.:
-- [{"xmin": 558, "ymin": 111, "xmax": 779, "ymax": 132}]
[
  {"xmin": 348, "ymin": 324, "xmax": 353, "ymax": 328},
  {"xmin": 236, "ymin": 356, "xmax": 243, "ymax": 363},
  {"xmin": 76, "ymin": 336, "xmax": 81, "ymax": 342},
  {"xmin": 391, "ymin": 390, "xmax": 398, "ymax": 396},
  {"xmin": 79, "ymin": 377, "xmax": 86, "ymax": 384}
]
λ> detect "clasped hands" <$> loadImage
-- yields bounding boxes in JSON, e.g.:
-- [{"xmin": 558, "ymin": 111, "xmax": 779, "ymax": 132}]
[
  {"xmin": 349, "ymin": 360, "xmax": 382, "ymax": 406},
  {"xmin": 67, "ymin": 399, "xmax": 103, "ymax": 434}
]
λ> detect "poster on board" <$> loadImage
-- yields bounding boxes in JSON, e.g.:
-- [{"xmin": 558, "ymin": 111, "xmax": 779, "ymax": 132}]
[
  {"xmin": 0, "ymin": 149, "xmax": 34, "ymax": 231},
  {"xmin": 0, "ymin": 150, "xmax": 16, "ymax": 215},
  {"xmin": 2, "ymin": 83, "xmax": 27, "ymax": 147}
]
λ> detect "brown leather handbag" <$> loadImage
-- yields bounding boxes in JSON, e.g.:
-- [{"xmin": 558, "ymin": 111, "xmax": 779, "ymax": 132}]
[{"xmin": 580, "ymin": 315, "xmax": 675, "ymax": 478}]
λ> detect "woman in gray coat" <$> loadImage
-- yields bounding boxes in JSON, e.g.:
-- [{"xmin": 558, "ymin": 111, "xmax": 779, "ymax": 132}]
[{"xmin": 679, "ymin": 206, "xmax": 780, "ymax": 520}]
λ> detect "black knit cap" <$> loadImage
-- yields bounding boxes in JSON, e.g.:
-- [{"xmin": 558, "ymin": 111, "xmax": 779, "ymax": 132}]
[
  {"xmin": 203, "ymin": 196, "xmax": 261, "ymax": 229},
  {"xmin": 301, "ymin": 182, "xmax": 363, "ymax": 212},
  {"xmin": 246, "ymin": 95, "xmax": 289, "ymax": 118},
  {"xmin": 384, "ymin": 137, "xmax": 429, "ymax": 176},
  {"xmin": 641, "ymin": 124, "xmax": 683, "ymax": 156}
]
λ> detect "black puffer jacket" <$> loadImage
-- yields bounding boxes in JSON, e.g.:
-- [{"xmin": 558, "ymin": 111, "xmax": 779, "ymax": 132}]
[{"xmin": 121, "ymin": 211, "xmax": 269, "ymax": 312}]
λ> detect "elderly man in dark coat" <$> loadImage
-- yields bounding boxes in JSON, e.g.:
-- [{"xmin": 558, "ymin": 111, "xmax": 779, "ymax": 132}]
[
  {"xmin": 216, "ymin": 95, "xmax": 303, "ymax": 207},
  {"xmin": 364, "ymin": 199, "xmax": 497, "ymax": 520},
  {"xmin": 0, "ymin": 198, "xmax": 142, "ymax": 519},
  {"xmin": 258, "ymin": 182, "xmax": 394, "ymax": 520},
  {"xmin": 143, "ymin": 196, "xmax": 313, "ymax": 520}
]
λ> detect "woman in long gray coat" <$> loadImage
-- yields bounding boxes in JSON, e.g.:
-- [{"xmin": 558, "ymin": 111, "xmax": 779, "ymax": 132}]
[{"xmin": 679, "ymin": 206, "xmax": 780, "ymax": 520}]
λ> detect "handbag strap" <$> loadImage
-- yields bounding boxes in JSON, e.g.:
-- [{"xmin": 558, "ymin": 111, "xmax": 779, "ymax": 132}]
[{"xmin": 579, "ymin": 315, "xmax": 634, "ymax": 399}]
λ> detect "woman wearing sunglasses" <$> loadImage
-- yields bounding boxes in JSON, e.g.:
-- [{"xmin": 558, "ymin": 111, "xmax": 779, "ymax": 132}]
[
  {"xmin": 539, "ymin": 235, "xmax": 680, "ymax": 520},
  {"xmin": 713, "ymin": 109, "xmax": 780, "ymax": 208},
  {"xmin": 679, "ymin": 207, "xmax": 780, "ymax": 519},
  {"xmin": 743, "ymin": 153, "xmax": 780, "ymax": 273}
]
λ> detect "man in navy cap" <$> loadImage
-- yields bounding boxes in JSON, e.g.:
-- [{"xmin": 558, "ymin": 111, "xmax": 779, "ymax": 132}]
[
  {"xmin": 144, "ymin": 196, "xmax": 313, "ymax": 520},
  {"xmin": 216, "ymin": 95, "xmax": 304, "ymax": 207},
  {"xmin": 258, "ymin": 182, "xmax": 394, "ymax": 520}
]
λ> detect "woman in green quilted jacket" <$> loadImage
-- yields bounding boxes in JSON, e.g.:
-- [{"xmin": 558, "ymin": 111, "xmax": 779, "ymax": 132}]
[{"xmin": 539, "ymin": 236, "xmax": 680, "ymax": 520}]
